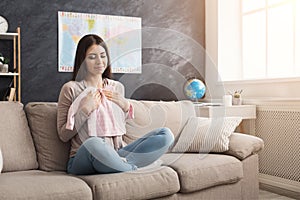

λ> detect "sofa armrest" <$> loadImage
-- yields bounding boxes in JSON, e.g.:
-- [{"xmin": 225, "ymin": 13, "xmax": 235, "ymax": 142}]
[{"xmin": 224, "ymin": 133, "xmax": 264, "ymax": 160}]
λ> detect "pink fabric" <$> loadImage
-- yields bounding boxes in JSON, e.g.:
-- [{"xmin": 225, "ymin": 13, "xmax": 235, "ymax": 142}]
[{"xmin": 66, "ymin": 87, "xmax": 133, "ymax": 137}]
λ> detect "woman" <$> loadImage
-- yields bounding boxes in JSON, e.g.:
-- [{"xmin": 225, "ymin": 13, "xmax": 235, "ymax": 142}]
[{"xmin": 57, "ymin": 34, "xmax": 174, "ymax": 175}]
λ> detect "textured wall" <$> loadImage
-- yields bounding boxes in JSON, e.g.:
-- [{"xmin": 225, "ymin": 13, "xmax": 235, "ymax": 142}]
[{"xmin": 0, "ymin": 0, "xmax": 205, "ymax": 104}]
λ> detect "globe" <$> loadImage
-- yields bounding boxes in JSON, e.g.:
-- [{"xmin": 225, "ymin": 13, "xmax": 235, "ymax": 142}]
[{"xmin": 184, "ymin": 79, "xmax": 206, "ymax": 101}]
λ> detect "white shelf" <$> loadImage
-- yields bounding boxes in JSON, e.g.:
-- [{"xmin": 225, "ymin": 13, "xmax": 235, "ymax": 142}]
[
  {"xmin": 0, "ymin": 72, "xmax": 19, "ymax": 76},
  {"xmin": 0, "ymin": 32, "xmax": 18, "ymax": 40},
  {"xmin": 195, "ymin": 105, "xmax": 256, "ymax": 119}
]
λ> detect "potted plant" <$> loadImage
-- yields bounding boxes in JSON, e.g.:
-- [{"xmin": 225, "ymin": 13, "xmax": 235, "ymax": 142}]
[{"xmin": 232, "ymin": 90, "xmax": 243, "ymax": 105}]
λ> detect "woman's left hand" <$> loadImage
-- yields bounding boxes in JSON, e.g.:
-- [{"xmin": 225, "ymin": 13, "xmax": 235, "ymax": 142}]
[{"xmin": 102, "ymin": 90, "xmax": 130, "ymax": 112}]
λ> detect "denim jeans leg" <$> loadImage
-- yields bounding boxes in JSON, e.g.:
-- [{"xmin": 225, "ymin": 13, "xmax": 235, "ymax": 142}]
[
  {"xmin": 67, "ymin": 137, "xmax": 137, "ymax": 175},
  {"xmin": 118, "ymin": 127, "xmax": 174, "ymax": 167}
]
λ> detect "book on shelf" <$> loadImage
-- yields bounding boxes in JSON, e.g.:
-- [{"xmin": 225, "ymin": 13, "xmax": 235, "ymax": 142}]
[{"xmin": 7, "ymin": 87, "xmax": 15, "ymax": 101}]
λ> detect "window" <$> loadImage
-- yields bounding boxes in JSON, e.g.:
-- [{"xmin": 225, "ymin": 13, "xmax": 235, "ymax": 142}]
[{"xmin": 218, "ymin": 0, "xmax": 300, "ymax": 81}]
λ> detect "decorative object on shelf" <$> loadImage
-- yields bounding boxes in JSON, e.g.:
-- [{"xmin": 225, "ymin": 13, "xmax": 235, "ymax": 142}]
[
  {"xmin": 223, "ymin": 94, "xmax": 232, "ymax": 106},
  {"xmin": 7, "ymin": 87, "xmax": 16, "ymax": 101},
  {"xmin": 0, "ymin": 53, "xmax": 3, "ymax": 72},
  {"xmin": 184, "ymin": 78, "xmax": 206, "ymax": 101},
  {"xmin": 231, "ymin": 90, "xmax": 243, "ymax": 105},
  {"xmin": 0, "ymin": 53, "xmax": 10, "ymax": 73},
  {"xmin": 0, "ymin": 15, "xmax": 8, "ymax": 33},
  {"xmin": 1, "ymin": 64, "xmax": 8, "ymax": 73},
  {"xmin": 1, "ymin": 78, "xmax": 13, "ymax": 101}
]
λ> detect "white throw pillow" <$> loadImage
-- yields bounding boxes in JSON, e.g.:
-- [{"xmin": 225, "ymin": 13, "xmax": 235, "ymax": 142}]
[
  {"xmin": 171, "ymin": 116, "xmax": 242, "ymax": 153},
  {"xmin": 0, "ymin": 148, "xmax": 3, "ymax": 173}
]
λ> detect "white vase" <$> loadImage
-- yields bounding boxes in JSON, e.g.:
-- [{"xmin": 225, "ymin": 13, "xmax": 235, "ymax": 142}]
[
  {"xmin": 2, "ymin": 64, "xmax": 8, "ymax": 73},
  {"xmin": 222, "ymin": 95, "xmax": 232, "ymax": 106},
  {"xmin": 0, "ymin": 148, "xmax": 3, "ymax": 173}
]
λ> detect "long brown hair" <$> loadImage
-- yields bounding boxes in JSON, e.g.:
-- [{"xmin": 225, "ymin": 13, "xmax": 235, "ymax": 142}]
[{"xmin": 72, "ymin": 34, "xmax": 112, "ymax": 81}]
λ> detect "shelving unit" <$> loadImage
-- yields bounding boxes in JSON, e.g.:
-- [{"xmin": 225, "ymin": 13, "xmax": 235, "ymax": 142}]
[{"xmin": 0, "ymin": 27, "xmax": 21, "ymax": 102}]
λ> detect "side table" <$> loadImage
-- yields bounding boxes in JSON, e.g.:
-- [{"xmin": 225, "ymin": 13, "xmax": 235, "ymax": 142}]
[{"xmin": 194, "ymin": 104, "xmax": 256, "ymax": 134}]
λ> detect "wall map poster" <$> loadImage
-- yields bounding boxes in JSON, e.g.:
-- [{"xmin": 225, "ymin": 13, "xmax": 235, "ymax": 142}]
[{"xmin": 58, "ymin": 11, "xmax": 142, "ymax": 73}]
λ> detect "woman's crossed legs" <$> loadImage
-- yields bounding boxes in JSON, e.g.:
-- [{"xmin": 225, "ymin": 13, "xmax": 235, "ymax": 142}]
[{"xmin": 67, "ymin": 127, "xmax": 174, "ymax": 175}]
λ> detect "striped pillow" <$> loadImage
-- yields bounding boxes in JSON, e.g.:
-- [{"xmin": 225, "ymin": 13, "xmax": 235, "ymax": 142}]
[{"xmin": 171, "ymin": 117, "xmax": 242, "ymax": 153}]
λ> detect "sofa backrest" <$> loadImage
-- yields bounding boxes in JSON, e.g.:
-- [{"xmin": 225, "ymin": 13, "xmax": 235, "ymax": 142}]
[
  {"xmin": 18, "ymin": 100, "xmax": 195, "ymax": 172},
  {"xmin": 124, "ymin": 100, "xmax": 196, "ymax": 144},
  {"xmin": 0, "ymin": 102, "xmax": 38, "ymax": 172},
  {"xmin": 25, "ymin": 102, "xmax": 70, "ymax": 172}
]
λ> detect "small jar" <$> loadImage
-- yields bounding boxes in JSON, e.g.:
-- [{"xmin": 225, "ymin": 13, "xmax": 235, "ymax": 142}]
[{"xmin": 2, "ymin": 64, "xmax": 8, "ymax": 73}]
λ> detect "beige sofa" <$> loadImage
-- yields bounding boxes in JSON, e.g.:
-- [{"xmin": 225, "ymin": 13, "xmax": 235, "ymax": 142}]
[{"xmin": 0, "ymin": 100, "xmax": 264, "ymax": 200}]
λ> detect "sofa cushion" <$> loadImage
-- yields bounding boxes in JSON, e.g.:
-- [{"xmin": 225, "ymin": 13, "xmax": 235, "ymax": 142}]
[
  {"xmin": 79, "ymin": 166, "xmax": 180, "ymax": 200},
  {"xmin": 161, "ymin": 153, "xmax": 243, "ymax": 193},
  {"xmin": 0, "ymin": 102, "xmax": 38, "ymax": 172},
  {"xmin": 172, "ymin": 117, "xmax": 242, "ymax": 153},
  {"xmin": 0, "ymin": 170, "xmax": 92, "ymax": 200},
  {"xmin": 225, "ymin": 132, "xmax": 264, "ymax": 160},
  {"xmin": 125, "ymin": 100, "xmax": 195, "ymax": 144},
  {"xmin": 25, "ymin": 102, "xmax": 70, "ymax": 171}
]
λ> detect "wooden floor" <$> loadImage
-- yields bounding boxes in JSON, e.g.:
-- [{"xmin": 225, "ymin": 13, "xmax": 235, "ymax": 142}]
[{"xmin": 259, "ymin": 190, "xmax": 296, "ymax": 200}]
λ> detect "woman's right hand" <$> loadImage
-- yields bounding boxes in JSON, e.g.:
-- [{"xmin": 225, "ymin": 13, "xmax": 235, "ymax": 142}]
[{"xmin": 79, "ymin": 90, "xmax": 102, "ymax": 116}]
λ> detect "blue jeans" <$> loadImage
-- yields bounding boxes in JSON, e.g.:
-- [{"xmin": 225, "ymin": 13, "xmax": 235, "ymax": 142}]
[{"xmin": 67, "ymin": 127, "xmax": 174, "ymax": 175}]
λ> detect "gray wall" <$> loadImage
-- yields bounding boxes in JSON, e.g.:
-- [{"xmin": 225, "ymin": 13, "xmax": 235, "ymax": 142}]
[{"xmin": 0, "ymin": 0, "xmax": 205, "ymax": 104}]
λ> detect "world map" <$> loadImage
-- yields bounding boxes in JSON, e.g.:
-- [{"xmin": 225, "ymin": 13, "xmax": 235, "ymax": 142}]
[{"xmin": 58, "ymin": 11, "xmax": 142, "ymax": 73}]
